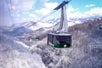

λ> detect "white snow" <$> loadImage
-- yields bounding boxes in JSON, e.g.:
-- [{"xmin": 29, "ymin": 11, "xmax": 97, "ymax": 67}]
[
  {"xmin": 14, "ymin": 40, "xmax": 30, "ymax": 49},
  {"xmin": 68, "ymin": 20, "xmax": 82, "ymax": 26},
  {"xmin": 28, "ymin": 22, "xmax": 54, "ymax": 31},
  {"xmin": 0, "ymin": 33, "xmax": 46, "ymax": 68}
]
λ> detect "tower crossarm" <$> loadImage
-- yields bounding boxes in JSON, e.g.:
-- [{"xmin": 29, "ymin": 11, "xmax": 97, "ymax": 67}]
[{"xmin": 54, "ymin": 0, "xmax": 71, "ymax": 10}]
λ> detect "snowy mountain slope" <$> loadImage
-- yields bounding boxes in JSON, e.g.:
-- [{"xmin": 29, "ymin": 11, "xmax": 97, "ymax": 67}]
[
  {"xmin": 2, "ymin": 21, "xmax": 54, "ymax": 37},
  {"xmin": 19, "ymin": 17, "xmax": 102, "ymax": 68},
  {"xmin": 1, "ymin": 16, "xmax": 102, "ymax": 68},
  {"xmin": 0, "ymin": 33, "xmax": 46, "ymax": 68},
  {"xmin": 3, "ymin": 26, "xmax": 32, "ymax": 36},
  {"xmin": 3, "ymin": 15, "xmax": 101, "ymax": 38}
]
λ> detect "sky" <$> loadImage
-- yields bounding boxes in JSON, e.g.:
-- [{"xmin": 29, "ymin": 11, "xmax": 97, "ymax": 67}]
[{"xmin": 0, "ymin": 0, "xmax": 102, "ymax": 26}]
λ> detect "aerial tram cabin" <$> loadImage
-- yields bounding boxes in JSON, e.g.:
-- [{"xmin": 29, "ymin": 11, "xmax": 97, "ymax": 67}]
[{"xmin": 47, "ymin": 0, "xmax": 72, "ymax": 48}]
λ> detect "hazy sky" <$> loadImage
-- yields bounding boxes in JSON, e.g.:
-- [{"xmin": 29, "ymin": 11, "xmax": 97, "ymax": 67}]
[{"xmin": 0, "ymin": 0, "xmax": 102, "ymax": 26}]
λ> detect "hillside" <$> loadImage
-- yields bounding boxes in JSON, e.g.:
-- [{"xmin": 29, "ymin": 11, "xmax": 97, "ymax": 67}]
[
  {"xmin": 28, "ymin": 17, "xmax": 102, "ymax": 68},
  {"xmin": 0, "ymin": 17, "xmax": 102, "ymax": 68},
  {"xmin": 0, "ymin": 33, "xmax": 46, "ymax": 68}
]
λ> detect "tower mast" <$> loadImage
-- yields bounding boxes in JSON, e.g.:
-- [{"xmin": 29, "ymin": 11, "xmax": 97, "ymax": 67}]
[
  {"xmin": 54, "ymin": 0, "xmax": 71, "ymax": 33},
  {"xmin": 47, "ymin": 0, "xmax": 72, "ymax": 48}
]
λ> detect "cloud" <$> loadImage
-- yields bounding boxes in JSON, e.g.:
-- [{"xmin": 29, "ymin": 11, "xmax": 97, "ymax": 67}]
[
  {"xmin": 0, "ymin": 0, "xmax": 37, "ymax": 27},
  {"xmin": 35, "ymin": 2, "xmax": 58, "ymax": 16},
  {"xmin": 40, "ymin": 0, "xmax": 49, "ymax": 3},
  {"xmin": 85, "ymin": 7, "xmax": 102, "ymax": 16},
  {"xmin": 85, "ymin": 4, "xmax": 95, "ymax": 8},
  {"xmin": 1, "ymin": 0, "xmax": 102, "ymax": 27},
  {"xmin": 30, "ymin": 4, "xmax": 102, "ymax": 23},
  {"xmin": 0, "ymin": 13, "xmax": 12, "ymax": 27},
  {"xmin": 66, "ymin": 6, "xmax": 82, "ymax": 18},
  {"xmin": 0, "ymin": 0, "xmax": 12, "ymax": 26},
  {"xmin": 66, "ymin": 5, "xmax": 102, "ymax": 18},
  {"xmin": 29, "ymin": 14, "xmax": 38, "ymax": 21},
  {"xmin": 10, "ymin": 0, "xmax": 36, "ymax": 20},
  {"xmin": 10, "ymin": 0, "xmax": 36, "ymax": 24},
  {"xmin": 11, "ymin": 0, "xmax": 35, "ymax": 11}
]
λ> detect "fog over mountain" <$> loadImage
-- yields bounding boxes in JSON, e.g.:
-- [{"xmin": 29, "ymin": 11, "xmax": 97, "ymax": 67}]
[{"xmin": 0, "ymin": 16, "xmax": 102, "ymax": 68}]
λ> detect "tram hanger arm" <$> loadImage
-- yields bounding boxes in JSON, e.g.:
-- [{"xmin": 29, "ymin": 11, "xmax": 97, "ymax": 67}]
[{"xmin": 54, "ymin": 0, "xmax": 71, "ymax": 10}]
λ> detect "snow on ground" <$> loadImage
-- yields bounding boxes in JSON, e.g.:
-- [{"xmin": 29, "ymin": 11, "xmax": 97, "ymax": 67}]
[
  {"xmin": 0, "ymin": 33, "xmax": 46, "ymax": 68},
  {"xmin": 68, "ymin": 20, "xmax": 82, "ymax": 26},
  {"xmin": 28, "ymin": 22, "xmax": 54, "ymax": 31}
]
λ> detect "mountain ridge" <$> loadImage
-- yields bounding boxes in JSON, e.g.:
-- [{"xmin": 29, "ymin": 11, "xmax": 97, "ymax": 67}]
[{"xmin": 0, "ymin": 16, "xmax": 102, "ymax": 68}]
